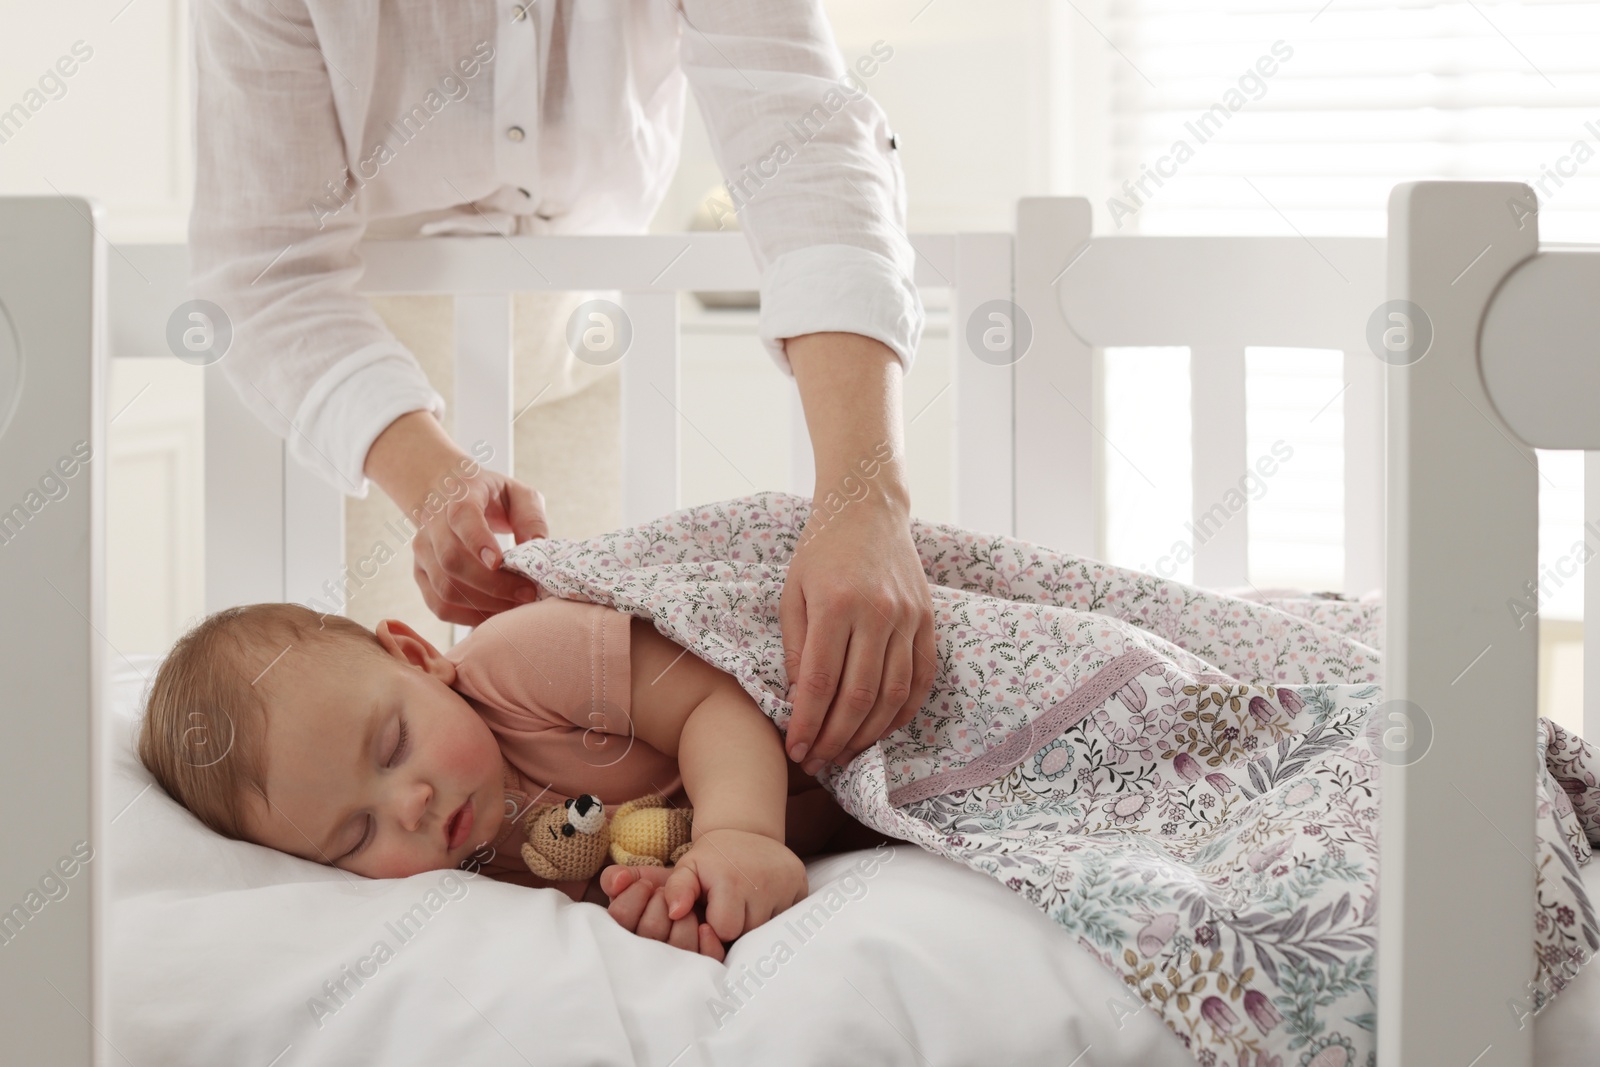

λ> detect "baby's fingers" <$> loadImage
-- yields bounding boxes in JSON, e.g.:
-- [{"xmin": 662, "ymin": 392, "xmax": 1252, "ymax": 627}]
[
  {"xmin": 699, "ymin": 923, "xmax": 727, "ymax": 962},
  {"xmin": 665, "ymin": 911, "xmax": 700, "ymax": 953},
  {"xmin": 634, "ymin": 885, "xmax": 677, "ymax": 943},
  {"xmin": 662, "ymin": 865, "xmax": 704, "ymax": 922},
  {"xmin": 601, "ymin": 864, "xmax": 671, "ymax": 900},
  {"xmin": 604, "ymin": 878, "xmax": 660, "ymax": 933},
  {"xmin": 703, "ymin": 880, "xmax": 747, "ymax": 944}
]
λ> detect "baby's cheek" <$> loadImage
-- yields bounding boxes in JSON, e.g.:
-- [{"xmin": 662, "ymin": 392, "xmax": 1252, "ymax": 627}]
[
  {"xmin": 436, "ymin": 705, "xmax": 503, "ymax": 780},
  {"xmin": 357, "ymin": 835, "xmax": 441, "ymax": 879}
]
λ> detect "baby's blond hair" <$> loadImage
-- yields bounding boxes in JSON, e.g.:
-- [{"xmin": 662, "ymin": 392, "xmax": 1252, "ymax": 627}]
[{"xmin": 137, "ymin": 603, "xmax": 388, "ymax": 841}]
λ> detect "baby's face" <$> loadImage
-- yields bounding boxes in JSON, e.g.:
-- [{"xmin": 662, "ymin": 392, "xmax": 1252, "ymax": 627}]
[{"xmin": 241, "ymin": 619, "xmax": 506, "ymax": 879}]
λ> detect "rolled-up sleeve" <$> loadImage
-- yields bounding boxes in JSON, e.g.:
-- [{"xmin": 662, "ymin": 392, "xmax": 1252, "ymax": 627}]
[
  {"xmin": 189, "ymin": 0, "xmax": 445, "ymax": 498},
  {"xmin": 675, "ymin": 0, "xmax": 925, "ymax": 375}
]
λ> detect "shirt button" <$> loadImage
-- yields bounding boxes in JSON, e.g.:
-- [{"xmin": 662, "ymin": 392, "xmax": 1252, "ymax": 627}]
[
  {"xmin": 506, "ymin": 126, "xmax": 525, "ymax": 142},
  {"xmin": 518, "ymin": 187, "xmax": 532, "ymax": 198},
  {"xmin": 512, "ymin": 4, "xmax": 530, "ymax": 19},
  {"xmin": 889, "ymin": 132, "xmax": 899, "ymax": 150}
]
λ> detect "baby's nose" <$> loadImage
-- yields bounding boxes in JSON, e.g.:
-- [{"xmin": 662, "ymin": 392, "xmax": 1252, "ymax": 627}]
[{"xmin": 403, "ymin": 782, "xmax": 434, "ymax": 832}]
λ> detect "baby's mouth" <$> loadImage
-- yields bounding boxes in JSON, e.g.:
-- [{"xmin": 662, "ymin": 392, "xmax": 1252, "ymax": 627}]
[{"xmin": 444, "ymin": 797, "xmax": 474, "ymax": 851}]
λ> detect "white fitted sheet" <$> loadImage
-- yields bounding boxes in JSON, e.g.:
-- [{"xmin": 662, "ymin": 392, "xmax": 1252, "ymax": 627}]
[{"xmin": 105, "ymin": 653, "xmax": 1599, "ymax": 1066}]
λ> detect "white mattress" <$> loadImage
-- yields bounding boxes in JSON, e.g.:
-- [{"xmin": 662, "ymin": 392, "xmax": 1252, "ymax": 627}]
[{"xmin": 105, "ymin": 653, "xmax": 1600, "ymax": 1066}]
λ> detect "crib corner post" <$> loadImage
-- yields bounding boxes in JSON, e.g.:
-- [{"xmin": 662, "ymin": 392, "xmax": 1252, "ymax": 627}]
[
  {"xmin": 0, "ymin": 195, "xmax": 103, "ymax": 1065},
  {"xmin": 1379, "ymin": 180, "xmax": 1540, "ymax": 1067}
]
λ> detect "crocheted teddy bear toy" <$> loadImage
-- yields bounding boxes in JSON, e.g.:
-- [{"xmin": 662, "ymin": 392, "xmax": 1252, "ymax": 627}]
[{"xmin": 519, "ymin": 793, "xmax": 695, "ymax": 882}]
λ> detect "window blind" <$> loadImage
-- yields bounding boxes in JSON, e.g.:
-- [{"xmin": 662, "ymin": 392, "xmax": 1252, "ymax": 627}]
[
  {"xmin": 1102, "ymin": 0, "xmax": 1600, "ymax": 240},
  {"xmin": 1094, "ymin": 0, "xmax": 1592, "ymax": 616}
]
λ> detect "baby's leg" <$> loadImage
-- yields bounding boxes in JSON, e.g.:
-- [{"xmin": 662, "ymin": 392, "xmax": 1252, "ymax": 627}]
[{"xmin": 786, "ymin": 785, "xmax": 893, "ymax": 856}]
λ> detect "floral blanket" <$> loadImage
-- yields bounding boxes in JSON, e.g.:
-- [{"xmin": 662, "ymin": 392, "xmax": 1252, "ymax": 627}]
[{"xmin": 501, "ymin": 491, "xmax": 1600, "ymax": 1067}]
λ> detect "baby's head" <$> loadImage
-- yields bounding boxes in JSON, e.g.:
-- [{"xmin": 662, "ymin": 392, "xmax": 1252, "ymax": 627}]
[{"xmin": 138, "ymin": 603, "xmax": 506, "ymax": 878}]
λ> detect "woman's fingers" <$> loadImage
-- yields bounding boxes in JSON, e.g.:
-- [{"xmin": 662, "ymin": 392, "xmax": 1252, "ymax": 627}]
[
  {"xmin": 778, "ymin": 577, "xmax": 810, "ymax": 755},
  {"xmin": 496, "ymin": 478, "xmax": 550, "ymax": 543},
  {"xmin": 440, "ymin": 492, "xmax": 540, "ymax": 602},
  {"xmin": 412, "ymin": 547, "xmax": 518, "ymax": 625},
  {"xmin": 839, "ymin": 623, "xmax": 913, "ymax": 765},
  {"xmin": 411, "ymin": 476, "xmax": 547, "ymax": 624},
  {"xmin": 893, "ymin": 608, "xmax": 937, "ymax": 735},
  {"xmin": 805, "ymin": 616, "xmax": 889, "ymax": 773},
  {"xmin": 783, "ymin": 589, "xmax": 852, "ymax": 768}
]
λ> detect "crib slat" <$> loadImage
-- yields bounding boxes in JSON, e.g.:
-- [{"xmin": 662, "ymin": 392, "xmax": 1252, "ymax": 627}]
[
  {"xmin": 453, "ymin": 294, "xmax": 516, "ymax": 484},
  {"xmin": 618, "ymin": 292, "xmax": 680, "ymax": 527},
  {"xmin": 282, "ymin": 457, "xmax": 344, "ymax": 614},
  {"xmin": 1189, "ymin": 346, "xmax": 1249, "ymax": 588},
  {"xmin": 447, "ymin": 293, "xmax": 515, "ymax": 645},
  {"xmin": 1058, "ymin": 236, "xmax": 1383, "ymax": 353},
  {"xmin": 1344, "ymin": 351, "xmax": 1385, "ymax": 597},
  {"xmin": 204, "ymin": 365, "xmax": 286, "ymax": 609}
]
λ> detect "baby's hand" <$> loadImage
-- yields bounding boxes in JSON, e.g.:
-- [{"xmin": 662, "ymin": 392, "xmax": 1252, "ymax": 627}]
[
  {"xmin": 600, "ymin": 865, "xmax": 725, "ymax": 961},
  {"xmin": 662, "ymin": 828, "xmax": 808, "ymax": 944}
]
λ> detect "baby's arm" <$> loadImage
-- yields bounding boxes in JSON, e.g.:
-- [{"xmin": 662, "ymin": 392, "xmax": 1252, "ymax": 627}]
[{"xmin": 612, "ymin": 618, "xmax": 808, "ymax": 949}]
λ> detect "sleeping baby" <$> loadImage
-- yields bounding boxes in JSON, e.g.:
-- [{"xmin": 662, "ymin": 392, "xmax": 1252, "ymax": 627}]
[{"xmin": 136, "ymin": 592, "xmax": 892, "ymax": 961}]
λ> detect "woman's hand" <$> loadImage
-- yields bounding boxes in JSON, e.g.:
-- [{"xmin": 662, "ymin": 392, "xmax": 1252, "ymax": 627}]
[
  {"xmin": 780, "ymin": 331, "xmax": 938, "ymax": 778},
  {"xmin": 780, "ymin": 492, "xmax": 937, "ymax": 776},
  {"xmin": 364, "ymin": 411, "xmax": 547, "ymax": 626},
  {"xmin": 599, "ymin": 864, "xmax": 726, "ymax": 960}
]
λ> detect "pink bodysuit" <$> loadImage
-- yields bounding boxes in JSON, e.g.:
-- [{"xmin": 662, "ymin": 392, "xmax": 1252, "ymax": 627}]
[{"xmin": 443, "ymin": 595, "xmax": 689, "ymax": 896}]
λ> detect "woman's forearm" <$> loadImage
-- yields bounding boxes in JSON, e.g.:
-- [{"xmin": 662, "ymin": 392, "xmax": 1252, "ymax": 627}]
[
  {"xmin": 785, "ymin": 331, "xmax": 911, "ymax": 512},
  {"xmin": 363, "ymin": 409, "xmax": 474, "ymax": 511},
  {"xmin": 677, "ymin": 681, "xmax": 789, "ymax": 844}
]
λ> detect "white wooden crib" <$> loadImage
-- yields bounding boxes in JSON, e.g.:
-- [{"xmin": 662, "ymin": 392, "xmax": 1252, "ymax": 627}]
[{"xmin": 3, "ymin": 181, "xmax": 1595, "ymax": 1065}]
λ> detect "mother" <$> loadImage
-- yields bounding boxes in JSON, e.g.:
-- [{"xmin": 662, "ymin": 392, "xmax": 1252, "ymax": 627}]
[{"xmin": 188, "ymin": 0, "xmax": 935, "ymax": 776}]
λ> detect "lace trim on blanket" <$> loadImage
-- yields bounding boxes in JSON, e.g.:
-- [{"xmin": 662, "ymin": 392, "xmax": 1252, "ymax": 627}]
[{"xmin": 886, "ymin": 647, "xmax": 1165, "ymax": 807}]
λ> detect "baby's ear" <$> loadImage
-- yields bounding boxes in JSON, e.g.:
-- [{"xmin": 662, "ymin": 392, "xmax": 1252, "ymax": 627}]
[{"xmin": 375, "ymin": 619, "xmax": 457, "ymax": 684}]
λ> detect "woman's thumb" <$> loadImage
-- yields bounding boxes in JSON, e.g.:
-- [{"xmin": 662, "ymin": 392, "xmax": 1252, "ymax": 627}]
[{"xmin": 502, "ymin": 479, "xmax": 550, "ymax": 543}]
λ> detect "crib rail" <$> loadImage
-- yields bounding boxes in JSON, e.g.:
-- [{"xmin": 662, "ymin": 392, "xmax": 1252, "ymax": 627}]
[
  {"xmin": 104, "ymin": 208, "xmax": 1403, "ymax": 619},
  {"xmin": 106, "ymin": 232, "xmax": 1016, "ymax": 617},
  {"xmin": 1480, "ymin": 246, "xmax": 1600, "ymax": 743},
  {"xmin": 1015, "ymin": 199, "xmax": 1387, "ymax": 595},
  {"xmin": 1481, "ymin": 248, "xmax": 1600, "ymax": 450}
]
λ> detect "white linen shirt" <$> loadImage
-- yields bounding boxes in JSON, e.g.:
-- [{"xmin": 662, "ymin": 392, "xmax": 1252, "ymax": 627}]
[{"xmin": 190, "ymin": 0, "xmax": 924, "ymax": 497}]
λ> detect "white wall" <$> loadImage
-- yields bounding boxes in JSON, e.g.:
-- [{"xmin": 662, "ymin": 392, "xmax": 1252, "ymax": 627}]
[{"xmin": 0, "ymin": 1, "xmax": 193, "ymax": 241}]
